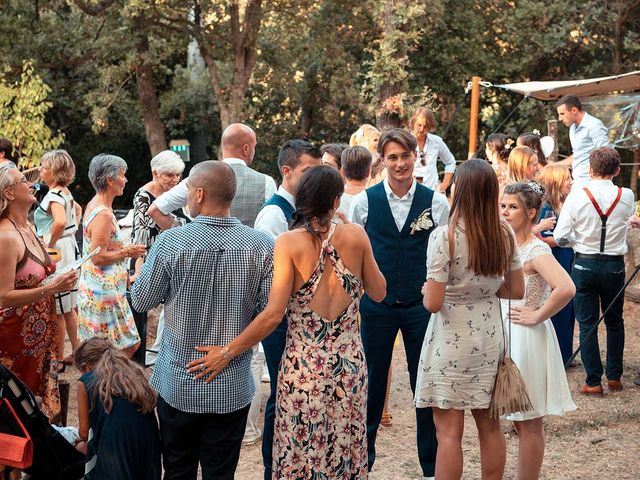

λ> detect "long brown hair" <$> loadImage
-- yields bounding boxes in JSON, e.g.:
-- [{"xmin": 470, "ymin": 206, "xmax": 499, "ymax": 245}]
[
  {"xmin": 450, "ymin": 159, "xmax": 515, "ymax": 276},
  {"xmin": 75, "ymin": 337, "xmax": 156, "ymax": 415},
  {"xmin": 537, "ymin": 164, "xmax": 571, "ymax": 213}
]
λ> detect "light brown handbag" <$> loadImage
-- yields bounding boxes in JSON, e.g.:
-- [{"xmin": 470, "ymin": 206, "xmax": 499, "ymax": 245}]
[{"xmin": 488, "ymin": 249, "xmax": 533, "ymax": 420}]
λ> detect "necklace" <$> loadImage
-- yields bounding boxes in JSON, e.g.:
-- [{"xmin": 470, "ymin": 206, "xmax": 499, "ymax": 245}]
[{"xmin": 7, "ymin": 218, "xmax": 43, "ymax": 250}]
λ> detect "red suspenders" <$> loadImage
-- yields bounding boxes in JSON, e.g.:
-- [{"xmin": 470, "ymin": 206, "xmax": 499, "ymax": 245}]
[{"xmin": 583, "ymin": 187, "xmax": 623, "ymax": 253}]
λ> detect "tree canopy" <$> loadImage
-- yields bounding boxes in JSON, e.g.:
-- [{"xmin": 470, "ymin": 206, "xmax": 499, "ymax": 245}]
[{"xmin": 2, "ymin": 0, "xmax": 639, "ymax": 204}]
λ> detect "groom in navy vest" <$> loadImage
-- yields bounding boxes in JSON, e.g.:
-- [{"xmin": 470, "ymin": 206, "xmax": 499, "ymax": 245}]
[{"xmin": 350, "ymin": 128, "xmax": 450, "ymax": 479}]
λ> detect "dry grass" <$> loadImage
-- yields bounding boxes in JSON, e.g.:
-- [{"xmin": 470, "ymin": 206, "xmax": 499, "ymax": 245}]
[{"xmin": 61, "ymin": 300, "xmax": 640, "ymax": 479}]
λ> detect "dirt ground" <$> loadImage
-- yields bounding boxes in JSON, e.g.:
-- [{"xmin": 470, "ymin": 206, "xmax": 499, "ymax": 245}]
[{"xmin": 61, "ymin": 300, "xmax": 640, "ymax": 479}]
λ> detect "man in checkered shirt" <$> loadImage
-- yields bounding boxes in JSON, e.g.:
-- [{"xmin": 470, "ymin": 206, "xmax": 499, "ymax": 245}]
[{"xmin": 131, "ymin": 160, "xmax": 274, "ymax": 479}]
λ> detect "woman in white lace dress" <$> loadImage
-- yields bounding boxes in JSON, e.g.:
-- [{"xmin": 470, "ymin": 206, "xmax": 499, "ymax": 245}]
[
  {"xmin": 501, "ymin": 182, "xmax": 577, "ymax": 480},
  {"xmin": 416, "ymin": 160, "xmax": 525, "ymax": 480}
]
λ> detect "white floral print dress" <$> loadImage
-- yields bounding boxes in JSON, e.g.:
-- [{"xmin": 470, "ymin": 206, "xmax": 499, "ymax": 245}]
[
  {"xmin": 273, "ymin": 224, "xmax": 367, "ymax": 480},
  {"xmin": 415, "ymin": 225, "xmax": 521, "ymax": 409}
]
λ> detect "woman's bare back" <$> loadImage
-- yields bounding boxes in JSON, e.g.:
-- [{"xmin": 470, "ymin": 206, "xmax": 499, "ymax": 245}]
[{"xmin": 287, "ymin": 223, "xmax": 365, "ymax": 321}]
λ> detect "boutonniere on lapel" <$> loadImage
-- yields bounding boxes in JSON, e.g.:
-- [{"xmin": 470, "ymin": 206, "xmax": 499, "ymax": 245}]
[{"xmin": 410, "ymin": 208, "xmax": 433, "ymax": 235}]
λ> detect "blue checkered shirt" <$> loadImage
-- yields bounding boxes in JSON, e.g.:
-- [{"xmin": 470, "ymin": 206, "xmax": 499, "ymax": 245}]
[{"xmin": 130, "ymin": 216, "xmax": 274, "ymax": 414}]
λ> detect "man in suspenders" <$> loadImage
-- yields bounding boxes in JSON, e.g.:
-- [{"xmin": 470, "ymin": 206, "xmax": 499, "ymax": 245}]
[{"xmin": 555, "ymin": 147, "xmax": 634, "ymax": 395}]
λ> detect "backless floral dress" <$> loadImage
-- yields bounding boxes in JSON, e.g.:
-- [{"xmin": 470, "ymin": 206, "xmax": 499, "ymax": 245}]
[{"xmin": 273, "ymin": 224, "xmax": 368, "ymax": 480}]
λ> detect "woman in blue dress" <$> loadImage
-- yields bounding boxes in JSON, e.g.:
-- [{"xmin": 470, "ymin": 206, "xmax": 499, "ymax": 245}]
[
  {"xmin": 75, "ymin": 337, "xmax": 160, "ymax": 480},
  {"xmin": 537, "ymin": 164, "xmax": 575, "ymax": 365}
]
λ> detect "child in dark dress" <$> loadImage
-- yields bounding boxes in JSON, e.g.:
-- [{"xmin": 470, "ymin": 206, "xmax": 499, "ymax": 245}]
[{"xmin": 75, "ymin": 337, "xmax": 160, "ymax": 480}]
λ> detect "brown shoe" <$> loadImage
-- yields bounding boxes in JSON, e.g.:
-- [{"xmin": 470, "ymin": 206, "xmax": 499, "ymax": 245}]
[
  {"xmin": 607, "ymin": 380, "xmax": 623, "ymax": 392},
  {"xmin": 580, "ymin": 384, "xmax": 604, "ymax": 395},
  {"xmin": 380, "ymin": 412, "xmax": 393, "ymax": 427}
]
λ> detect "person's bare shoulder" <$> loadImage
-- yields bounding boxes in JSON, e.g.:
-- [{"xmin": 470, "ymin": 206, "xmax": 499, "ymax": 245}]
[
  {"xmin": 275, "ymin": 229, "xmax": 302, "ymax": 247},
  {"xmin": 336, "ymin": 222, "xmax": 367, "ymax": 242},
  {"xmin": 0, "ymin": 227, "xmax": 21, "ymax": 261}
]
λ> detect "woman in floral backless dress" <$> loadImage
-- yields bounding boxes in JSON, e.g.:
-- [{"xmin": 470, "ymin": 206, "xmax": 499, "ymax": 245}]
[{"xmin": 192, "ymin": 166, "xmax": 386, "ymax": 479}]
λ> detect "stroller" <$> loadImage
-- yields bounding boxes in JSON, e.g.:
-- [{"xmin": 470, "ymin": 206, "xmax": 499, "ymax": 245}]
[{"xmin": 0, "ymin": 365, "xmax": 85, "ymax": 479}]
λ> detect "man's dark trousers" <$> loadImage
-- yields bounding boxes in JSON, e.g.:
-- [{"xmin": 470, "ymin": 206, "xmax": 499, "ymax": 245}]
[
  {"xmin": 361, "ymin": 296, "xmax": 438, "ymax": 476},
  {"xmin": 261, "ymin": 319, "xmax": 287, "ymax": 479},
  {"xmin": 157, "ymin": 396, "xmax": 250, "ymax": 480},
  {"xmin": 571, "ymin": 256, "xmax": 625, "ymax": 386}
]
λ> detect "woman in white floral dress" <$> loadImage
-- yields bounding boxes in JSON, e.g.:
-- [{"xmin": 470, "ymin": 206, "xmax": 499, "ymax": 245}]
[
  {"xmin": 501, "ymin": 182, "xmax": 576, "ymax": 480},
  {"xmin": 415, "ymin": 160, "xmax": 525, "ymax": 480},
  {"xmin": 194, "ymin": 166, "xmax": 386, "ymax": 479}
]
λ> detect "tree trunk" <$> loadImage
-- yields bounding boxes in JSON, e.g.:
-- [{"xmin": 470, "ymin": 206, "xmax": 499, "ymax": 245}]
[
  {"xmin": 631, "ymin": 150, "xmax": 640, "ymax": 196},
  {"xmin": 195, "ymin": 0, "xmax": 263, "ymax": 130},
  {"xmin": 374, "ymin": 0, "xmax": 406, "ymax": 131},
  {"xmin": 613, "ymin": 4, "xmax": 624, "ymax": 74},
  {"xmin": 135, "ymin": 36, "xmax": 167, "ymax": 156}
]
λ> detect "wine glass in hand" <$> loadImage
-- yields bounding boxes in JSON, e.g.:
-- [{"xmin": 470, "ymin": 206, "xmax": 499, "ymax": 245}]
[{"xmin": 541, "ymin": 210, "xmax": 556, "ymax": 235}]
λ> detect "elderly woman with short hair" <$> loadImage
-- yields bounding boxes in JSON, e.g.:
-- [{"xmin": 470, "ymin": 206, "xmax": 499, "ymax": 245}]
[
  {"xmin": 77, "ymin": 154, "xmax": 146, "ymax": 358},
  {"xmin": 130, "ymin": 150, "xmax": 185, "ymax": 280},
  {"xmin": 129, "ymin": 150, "xmax": 185, "ymax": 365}
]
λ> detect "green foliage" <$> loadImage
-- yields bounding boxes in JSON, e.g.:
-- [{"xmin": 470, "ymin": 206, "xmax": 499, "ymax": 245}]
[
  {"xmin": 2, "ymin": 0, "xmax": 639, "ymax": 199},
  {"xmin": 0, "ymin": 61, "xmax": 64, "ymax": 169}
]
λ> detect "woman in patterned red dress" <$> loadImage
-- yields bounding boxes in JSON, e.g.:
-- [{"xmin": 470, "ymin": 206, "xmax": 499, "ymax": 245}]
[{"xmin": 0, "ymin": 163, "xmax": 77, "ymax": 420}]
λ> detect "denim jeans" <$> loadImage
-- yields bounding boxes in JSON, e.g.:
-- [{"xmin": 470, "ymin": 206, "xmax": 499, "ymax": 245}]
[{"xmin": 571, "ymin": 257, "xmax": 625, "ymax": 386}]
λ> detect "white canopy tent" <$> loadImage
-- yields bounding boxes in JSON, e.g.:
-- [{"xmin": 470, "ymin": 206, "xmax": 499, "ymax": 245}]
[{"xmin": 494, "ymin": 70, "xmax": 640, "ymax": 101}]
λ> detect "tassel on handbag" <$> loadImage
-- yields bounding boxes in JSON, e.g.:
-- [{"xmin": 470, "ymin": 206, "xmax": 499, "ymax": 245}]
[
  {"xmin": 488, "ymin": 356, "xmax": 533, "ymax": 419},
  {"xmin": 487, "ymin": 249, "xmax": 533, "ymax": 420}
]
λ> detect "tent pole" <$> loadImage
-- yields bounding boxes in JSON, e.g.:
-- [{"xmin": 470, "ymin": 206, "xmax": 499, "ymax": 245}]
[
  {"xmin": 547, "ymin": 119, "xmax": 558, "ymax": 162},
  {"xmin": 468, "ymin": 76, "xmax": 481, "ymax": 159}
]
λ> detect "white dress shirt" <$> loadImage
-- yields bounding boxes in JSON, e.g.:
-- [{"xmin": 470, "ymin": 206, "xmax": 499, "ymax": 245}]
[
  {"xmin": 337, "ymin": 192, "xmax": 356, "ymax": 218},
  {"xmin": 413, "ymin": 133, "xmax": 456, "ymax": 190},
  {"xmin": 254, "ymin": 186, "xmax": 295, "ymax": 240},
  {"xmin": 554, "ymin": 179, "xmax": 634, "ymax": 255},
  {"xmin": 569, "ymin": 112, "xmax": 610, "ymax": 187},
  {"xmin": 348, "ymin": 179, "xmax": 450, "ymax": 231},
  {"xmin": 152, "ymin": 158, "xmax": 277, "ymax": 215}
]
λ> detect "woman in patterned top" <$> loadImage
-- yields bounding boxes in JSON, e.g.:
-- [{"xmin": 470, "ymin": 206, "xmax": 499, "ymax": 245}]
[
  {"xmin": 77, "ymin": 154, "xmax": 146, "ymax": 358},
  {"xmin": 0, "ymin": 163, "xmax": 77, "ymax": 420},
  {"xmin": 485, "ymin": 133, "xmax": 510, "ymax": 187},
  {"xmin": 129, "ymin": 150, "xmax": 184, "ymax": 281}
]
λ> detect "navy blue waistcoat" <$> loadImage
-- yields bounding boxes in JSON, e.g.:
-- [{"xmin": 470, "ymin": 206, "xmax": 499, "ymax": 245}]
[
  {"xmin": 261, "ymin": 193, "xmax": 295, "ymax": 222},
  {"xmin": 365, "ymin": 182, "xmax": 434, "ymax": 306}
]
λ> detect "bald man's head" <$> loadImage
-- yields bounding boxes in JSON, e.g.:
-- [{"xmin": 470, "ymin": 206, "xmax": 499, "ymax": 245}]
[
  {"xmin": 187, "ymin": 161, "xmax": 236, "ymax": 215},
  {"xmin": 221, "ymin": 123, "xmax": 257, "ymax": 164}
]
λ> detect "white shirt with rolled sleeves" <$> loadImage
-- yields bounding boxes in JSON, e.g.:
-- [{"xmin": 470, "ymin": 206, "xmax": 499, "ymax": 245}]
[
  {"xmin": 569, "ymin": 112, "xmax": 610, "ymax": 187},
  {"xmin": 253, "ymin": 186, "xmax": 295, "ymax": 240},
  {"xmin": 348, "ymin": 178, "xmax": 450, "ymax": 231},
  {"xmin": 413, "ymin": 133, "xmax": 456, "ymax": 191},
  {"xmin": 152, "ymin": 158, "xmax": 277, "ymax": 215},
  {"xmin": 554, "ymin": 179, "xmax": 634, "ymax": 255}
]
